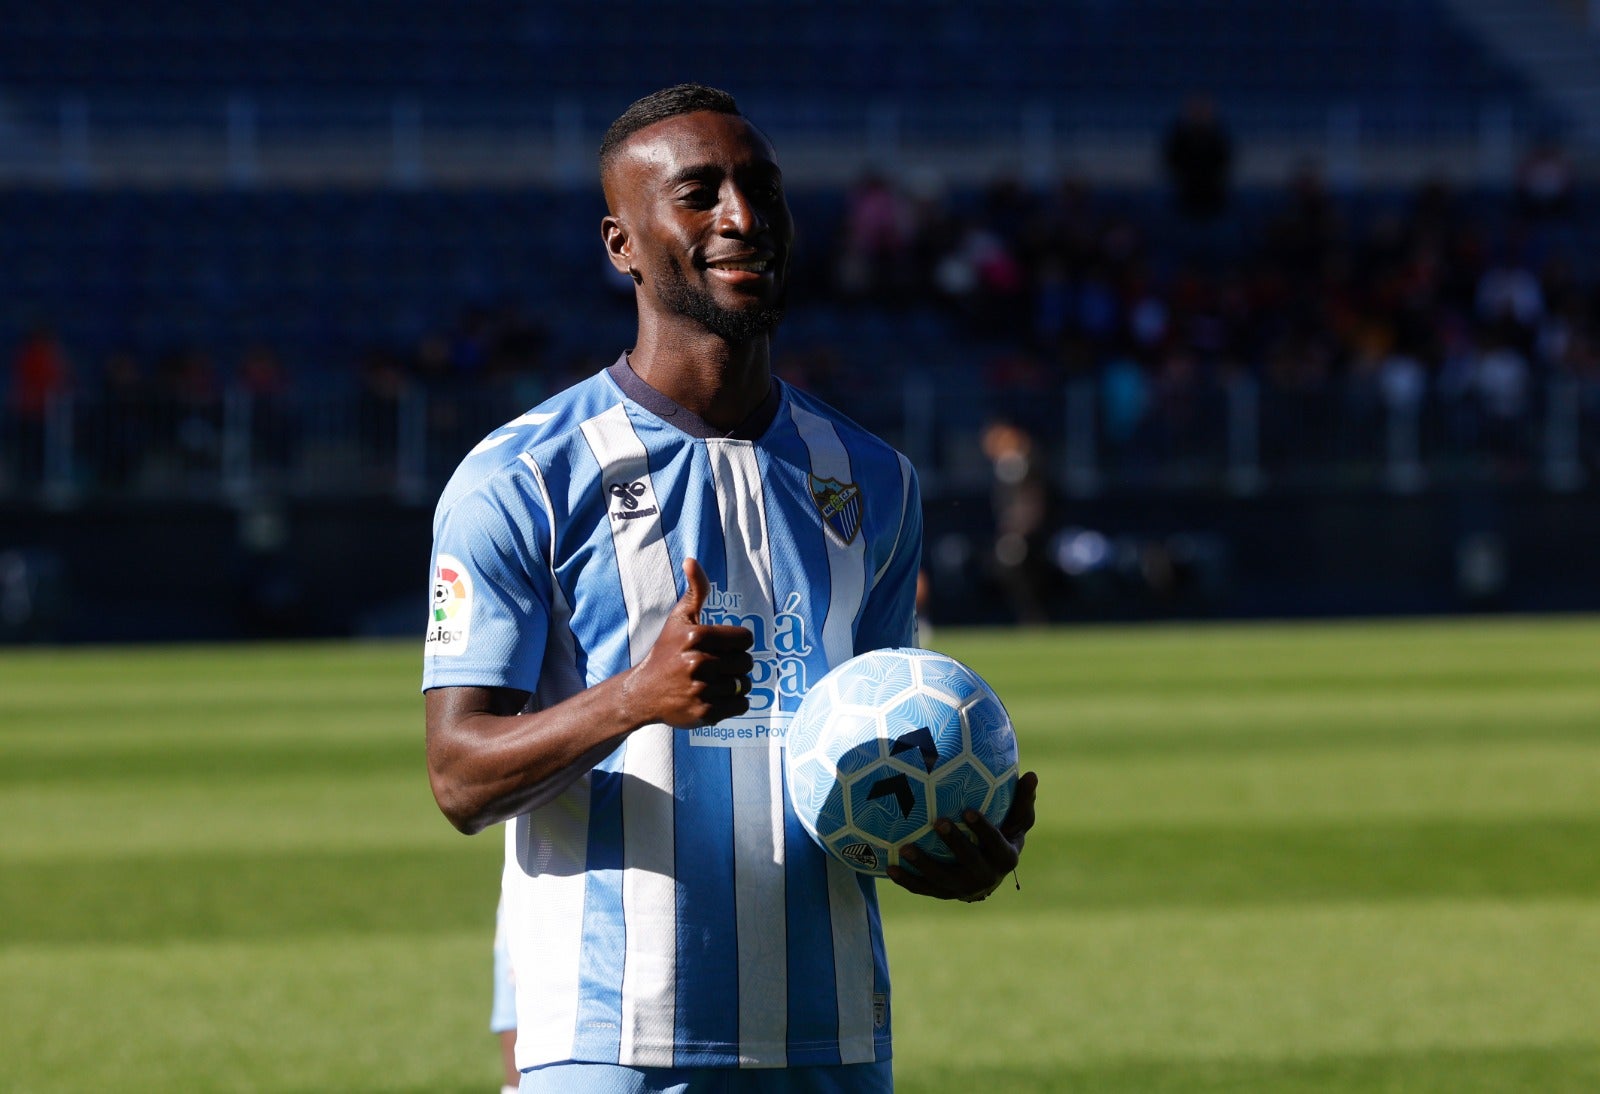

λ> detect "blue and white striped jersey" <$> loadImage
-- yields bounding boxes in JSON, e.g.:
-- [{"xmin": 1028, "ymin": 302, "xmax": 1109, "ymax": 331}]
[{"xmin": 423, "ymin": 357, "xmax": 922, "ymax": 1072}]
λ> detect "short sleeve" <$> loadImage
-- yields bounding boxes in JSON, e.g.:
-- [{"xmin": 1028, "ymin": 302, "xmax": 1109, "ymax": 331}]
[
  {"xmin": 422, "ymin": 481, "xmax": 551, "ymax": 693},
  {"xmin": 855, "ymin": 455, "xmax": 922, "ymax": 653}
]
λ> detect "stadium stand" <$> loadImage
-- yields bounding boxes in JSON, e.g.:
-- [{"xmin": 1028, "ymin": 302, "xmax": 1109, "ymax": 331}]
[
  {"xmin": 3, "ymin": 2, "xmax": 1600, "ymax": 636},
  {"xmin": 0, "ymin": 0, "xmax": 1567, "ymax": 144},
  {"xmin": 3, "ymin": 175, "xmax": 1598, "ymax": 501}
]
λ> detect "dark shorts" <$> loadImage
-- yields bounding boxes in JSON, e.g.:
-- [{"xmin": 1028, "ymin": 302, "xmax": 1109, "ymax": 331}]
[{"xmin": 519, "ymin": 1060, "xmax": 894, "ymax": 1093}]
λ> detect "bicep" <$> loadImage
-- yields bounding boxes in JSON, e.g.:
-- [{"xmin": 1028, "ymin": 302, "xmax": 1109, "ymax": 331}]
[{"xmin": 425, "ymin": 685, "xmax": 531, "ymax": 747}]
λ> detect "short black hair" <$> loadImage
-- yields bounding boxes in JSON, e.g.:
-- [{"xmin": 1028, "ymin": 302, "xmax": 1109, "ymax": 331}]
[{"xmin": 599, "ymin": 83, "xmax": 742, "ymax": 170}]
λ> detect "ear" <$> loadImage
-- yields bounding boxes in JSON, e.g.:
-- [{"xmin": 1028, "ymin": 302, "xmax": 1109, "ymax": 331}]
[{"xmin": 601, "ymin": 216, "xmax": 636, "ymax": 279}]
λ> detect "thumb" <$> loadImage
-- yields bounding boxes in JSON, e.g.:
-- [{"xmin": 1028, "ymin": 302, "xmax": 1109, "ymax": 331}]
[{"xmin": 676, "ymin": 557, "xmax": 710, "ymax": 621}]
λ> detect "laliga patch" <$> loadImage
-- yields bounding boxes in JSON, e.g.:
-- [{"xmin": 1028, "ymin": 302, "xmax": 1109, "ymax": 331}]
[
  {"xmin": 809, "ymin": 474, "xmax": 862, "ymax": 547},
  {"xmin": 426, "ymin": 553, "xmax": 472, "ymax": 656}
]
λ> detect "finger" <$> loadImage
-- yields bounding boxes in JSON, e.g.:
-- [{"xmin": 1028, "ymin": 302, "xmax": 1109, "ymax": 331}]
[
  {"xmin": 894, "ymin": 847, "xmax": 986, "ymax": 902},
  {"xmin": 999, "ymin": 771, "xmax": 1039, "ymax": 843},
  {"xmin": 704, "ymin": 694, "xmax": 752, "ymax": 722},
  {"xmin": 931, "ymin": 817, "xmax": 991, "ymax": 872},
  {"xmin": 885, "ymin": 863, "xmax": 944, "ymax": 899},
  {"xmin": 694, "ymin": 626, "xmax": 756, "ymax": 654},
  {"xmin": 958, "ymin": 809, "xmax": 1021, "ymax": 871},
  {"xmin": 676, "ymin": 557, "xmax": 710, "ymax": 622},
  {"xmin": 926, "ymin": 831, "xmax": 1009, "ymax": 900},
  {"xmin": 706, "ymin": 673, "xmax": 751, "ymax": 699},
  {"xmin": 692, "ymin": 651, "xmax": 755, "ymax": 680}
]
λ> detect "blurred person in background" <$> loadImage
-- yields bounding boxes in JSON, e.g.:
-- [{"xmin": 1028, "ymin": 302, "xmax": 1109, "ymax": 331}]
[
  {"xmin": 1515, "ymin": 136, "xmax": 1575, "ymax": 221},
  {"xmin": 981, "ymin": 418, "xmax": 1058, "ymax": 624},
  {"xmin": 1162, "ymin": 92, "xmax": 1233, "ymax": 223},
  {"xmin": 6, "ymin": 325, "xmax": 73, "ymax": 488}
]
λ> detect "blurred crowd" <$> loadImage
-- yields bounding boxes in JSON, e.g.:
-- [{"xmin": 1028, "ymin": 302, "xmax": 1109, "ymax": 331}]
[
  {"xmin": 5, "ymin": 128, "xmax": 1599, "ymax": 493},
  {"xmin": 820, "ymin": 136, "xmax": 1596, "ymax": 471}
]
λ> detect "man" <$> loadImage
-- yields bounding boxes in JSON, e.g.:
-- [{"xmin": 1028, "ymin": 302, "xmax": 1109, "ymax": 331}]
[
  {"xmin": 424, "ymin": 84, "xmax": 1039, "ymax": 1093},
  {"xmin": 1161, "ymin": 92, "xmax": 1233, "ymax": 222}
]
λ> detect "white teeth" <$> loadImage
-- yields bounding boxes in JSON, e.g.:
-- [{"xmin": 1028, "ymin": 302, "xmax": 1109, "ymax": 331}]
[{"xmin": 712, "ymin": 260, "xmax": 768, "ymax": 272}]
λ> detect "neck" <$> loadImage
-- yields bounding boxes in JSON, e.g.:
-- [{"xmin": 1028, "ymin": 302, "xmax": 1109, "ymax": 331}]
[{"xmin": 627, "ymin": 315, "xmax": 772, "ymax": 433}]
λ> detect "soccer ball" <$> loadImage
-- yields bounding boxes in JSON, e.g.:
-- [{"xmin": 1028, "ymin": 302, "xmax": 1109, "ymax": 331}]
[{"xmin": 784, "ymin": 647, "xmax": 1019, "ymax": 876}]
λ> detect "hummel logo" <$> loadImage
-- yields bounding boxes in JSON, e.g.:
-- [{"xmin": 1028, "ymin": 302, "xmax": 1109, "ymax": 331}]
[
  {"xmin": 607, "ymin": 480, "xmax": 657, "ymax": 521},
  {"xmin": 609, "ymin": 481, "xmax": 646, "ymax": 509}
]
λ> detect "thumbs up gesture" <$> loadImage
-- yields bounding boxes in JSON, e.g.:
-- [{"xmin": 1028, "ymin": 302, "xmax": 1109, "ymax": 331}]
[{"xmin": 625, "ymin": 558, "xmax": 756, "ymax": 728}]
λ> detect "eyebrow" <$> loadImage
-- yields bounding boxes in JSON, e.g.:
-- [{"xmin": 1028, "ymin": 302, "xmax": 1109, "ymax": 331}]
[
  {"xmin": 664, "ymin": 162, "xmax": 783, "ymax": 187},
  {"xmin": 665, "ymin": 165, "xmax": 720, "ymax": 186}
]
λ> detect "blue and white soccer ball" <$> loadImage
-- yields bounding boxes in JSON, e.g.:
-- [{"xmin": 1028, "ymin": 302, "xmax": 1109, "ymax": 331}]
[{"xmin": 784, "ymin": 647, "xmax": 1019, "ymax": 876}]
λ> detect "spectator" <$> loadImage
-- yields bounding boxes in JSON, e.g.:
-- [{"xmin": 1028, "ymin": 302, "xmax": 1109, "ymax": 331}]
[
  {"xmin": 1472, "ymin": 321, "xmax": 1532, "ymax": 464},
  {"xmin": 1515, "ymin": 137, "xmax": 1575, "ymax": 221},
  {"xmin": 96, "ymin": 350, "xmax": 152, "ymax": 488},
  {"xmin": 6, "ymin": 326, "xmax": 73, "ymax": 488},
  {"xmin": 1267, "ymin": 162, "xmax": 1342, "ymax": 283},
  {"xmin": 981, "ymin": 419, "xmax": 1058, "ymax": 624},
  {"xmin": 1162, "ymin": 93, "xmax": 1233, "ymax": 222},
  {"xmin": 1100, "ymin": 344, "xmax": 1152, "ymax": 457},
  {"xmin": 1476, "ymin": 246, "xmax": 1544, "ymax": 346},
  {"xmin": 238, "ymin": 343, "xmax": 292, "ymax": 475},
  {"xmin": 8, "ymin": 325, "xmax": 73, "ymax": 420},
  {"xmin": 838, "ymin": 169, "xmax": 912, "ymax": 302},
  {"xmin": 160, "ymin": 348, "xmax": 222, "ymax": 474}
]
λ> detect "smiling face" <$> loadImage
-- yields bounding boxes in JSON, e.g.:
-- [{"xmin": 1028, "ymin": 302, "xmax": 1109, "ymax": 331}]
[{"xmin": 602, "ymin": 110, "xmax": 793, "ymax": 343}]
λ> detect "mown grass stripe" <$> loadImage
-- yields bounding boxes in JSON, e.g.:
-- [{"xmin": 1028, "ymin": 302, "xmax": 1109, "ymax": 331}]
[
  {"xmin": 882, "ymin": 899, "xmax": 1600, "ymax": 1071},
  {"xmin": 899, "ymin": 1044, "xmax": 1600, "ymax": 1094},
  {"xmin": 1, "ymin": 780, "xmax": 461, "ymax": 860},
  {"xmin": 1024, "ymin": 818, "xmax": 1600, "ymax": 908},
  {"xmin": 1050, "ymin": 742, "xmax": 1600, "ymax": 825},
  {"xmin": 1, "ymin": 845, "xmax": 502, "ymax": 945},
  {"xmin": 7, "ymin": 721, "xmax": 1597, "ymax": 786},
  {"xmin": 6, "ymin": 817, "xmax": 1599, "ymax": 946},
  {"xmin": 0, "ymin": 932, "xmax": 502, "ymax": 1093},
  {"xmin": 2, "ymin": 619, "xmax": 1597, "ymax": 1091},
  {"xmin": 0, "ymin": 736, "xmax": 423, "ymax": 785}
]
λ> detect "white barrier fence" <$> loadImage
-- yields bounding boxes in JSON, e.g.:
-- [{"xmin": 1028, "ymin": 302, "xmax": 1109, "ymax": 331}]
[
  {"xmin": 3, "ymin": 375, "xmax": 1593, "ymax": 506},
  {"xmin": 0, "ymin": 95, "xmax": 1562, "ymax": 188}
]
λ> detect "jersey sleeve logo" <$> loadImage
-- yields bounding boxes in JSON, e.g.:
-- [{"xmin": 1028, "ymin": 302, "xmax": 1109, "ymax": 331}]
[
  {"xmin": 426, "ymin": 553, "xmax": 472, "ymax": 657},
  {"xmin": 809, "ymin": 474, "xmax": 862, "ymax": 546},
  {"xmin": 607, "ymin": 480, "xmax": 658, "ymax": 521}
]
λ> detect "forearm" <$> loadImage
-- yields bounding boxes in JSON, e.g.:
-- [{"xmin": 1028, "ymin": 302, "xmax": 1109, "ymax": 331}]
[
  {"xmin": 425, "ymin": 557, "xmax": 756, "ymax": 834},
  {"xmin": 425, "ymin": 676, "xmax": 649, "ymax": 834}
]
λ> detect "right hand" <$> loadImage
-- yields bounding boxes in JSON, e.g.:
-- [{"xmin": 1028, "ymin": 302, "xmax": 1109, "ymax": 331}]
[{"xmin": 623, "ymin": 558, "xmax": 755, "ymax": 728}]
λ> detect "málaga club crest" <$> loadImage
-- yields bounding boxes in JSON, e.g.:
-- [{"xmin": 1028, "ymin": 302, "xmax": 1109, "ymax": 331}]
[{"xmin": 809, "ymin": 474, "xmax": 863, "ymax": 546}]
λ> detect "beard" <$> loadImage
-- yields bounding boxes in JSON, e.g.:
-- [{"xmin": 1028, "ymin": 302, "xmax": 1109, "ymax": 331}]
[{"xmin": 656, "ymin": 263, "xmax": 786, "ymax": 342}]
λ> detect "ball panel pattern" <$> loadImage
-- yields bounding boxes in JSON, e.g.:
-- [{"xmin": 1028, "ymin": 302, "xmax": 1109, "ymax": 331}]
[
  {"xmin": 844, "ymin": 760, "xmax": 930, "ymax": 846},
  {"xmin": 810, "ymin": 707, "xmax": 880, "ymax": 765},
  {"xmin": 787, "ymin": 753, "xmax": 842, "ymax": 838},
  {"xmin": 929, "ymin": 760, "xmax": 994, "ymax": 826},
  {"xmin": 830, "ymin": 652, "xmax": 914, "ymax": 709},
  {"xmin": 964, "ymin": 693, "xmax": 1020, "ymax": 778},
  {"xmin": 983, "ymin": 778, "xmax": 1017, "ymax": 828},
  {"xmin": 783, "ymin": 647, "xmax": 1020, "ymax": 877},
  {"xmin": 913, "ymin": 655, "xmax": 988, "ymax": 708}
]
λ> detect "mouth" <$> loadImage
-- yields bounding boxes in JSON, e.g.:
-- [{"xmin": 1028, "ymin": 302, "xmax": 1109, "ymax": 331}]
[{"xmin": 705, "ymin": 254, "xmax": 776, "ymax": 278}]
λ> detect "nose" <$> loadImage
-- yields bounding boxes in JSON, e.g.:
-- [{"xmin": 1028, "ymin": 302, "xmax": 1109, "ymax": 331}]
[{"xmin": 717, "ymin": 184, "xmax": 766, "ymax": 239}]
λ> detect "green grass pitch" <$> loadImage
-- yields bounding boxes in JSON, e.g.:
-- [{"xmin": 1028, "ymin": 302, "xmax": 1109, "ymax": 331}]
[{"xmin": 4, "ymin": 617, "xmax": 1600, "ymax": 1092}]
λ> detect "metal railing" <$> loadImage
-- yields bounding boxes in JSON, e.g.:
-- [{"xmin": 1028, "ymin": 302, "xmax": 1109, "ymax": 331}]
[
  {"xmin": 2, "ymin": 375, "xmax": 1594, "ymax": 507},
  {"xmin": 0, "ymin": 94, "xmax": 1568, "ymax": 188}
]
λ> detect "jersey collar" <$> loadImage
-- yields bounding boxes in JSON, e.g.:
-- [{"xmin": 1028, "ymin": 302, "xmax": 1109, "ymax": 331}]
[{"xmin": 606, "ymin": 353, "xmax": 782, "ymax": 441}]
